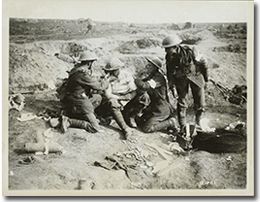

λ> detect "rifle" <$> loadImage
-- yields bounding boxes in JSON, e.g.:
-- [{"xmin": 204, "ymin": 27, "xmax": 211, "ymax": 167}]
[{"xmin": 209, "ymin": 78, "xmax": 246, "ymax": 105}]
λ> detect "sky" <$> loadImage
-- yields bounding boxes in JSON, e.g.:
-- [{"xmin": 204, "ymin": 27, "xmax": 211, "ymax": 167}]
[{"xmin": 3, "ymin": 0, "xmax": 252, "ymax": 23}]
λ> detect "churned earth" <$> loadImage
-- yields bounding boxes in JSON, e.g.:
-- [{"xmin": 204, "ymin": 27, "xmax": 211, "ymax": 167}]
[{"xmin": 6, "ymin": 19, "xmax": 248, "ymax": 193}]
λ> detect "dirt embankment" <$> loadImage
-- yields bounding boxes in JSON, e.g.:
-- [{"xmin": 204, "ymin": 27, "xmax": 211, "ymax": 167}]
[{"xmin": 7, "ymin": 19, "xmax": 247, "ymax": 191}]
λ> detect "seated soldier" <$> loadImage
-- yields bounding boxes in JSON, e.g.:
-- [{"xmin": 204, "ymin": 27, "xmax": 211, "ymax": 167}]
[
  {"xmin": 95, "ymin": 57, "xmax": 137, "ymax": 139},
  {"xmin": 122, "ymin": 57, "xmax": 178, "ymax": 134},
  {"xmin": 59, "ymin": 51, "xmax": 109, "ymax": 133}
]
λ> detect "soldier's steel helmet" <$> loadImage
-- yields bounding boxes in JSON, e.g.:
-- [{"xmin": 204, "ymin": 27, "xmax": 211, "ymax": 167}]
[
  {"xmin": 145, "ymin": 57, "xmax": 162, "ymax": 69},
  {"xmin": 162, "ymin": 35, "xmax": 182, "ymax": 48},
  {"xmin": 103, "ymin": 57, "xmax": 124, "ymax": 71},
  {"xmin": 78, "ymin": 51, "xmax": 97, "ymax": 61}
]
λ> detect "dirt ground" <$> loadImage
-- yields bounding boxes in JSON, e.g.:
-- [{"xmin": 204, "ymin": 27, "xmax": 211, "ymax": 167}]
[{"xmin": 6, "ymin": 19, "xmax": 248, "ymax": 192}]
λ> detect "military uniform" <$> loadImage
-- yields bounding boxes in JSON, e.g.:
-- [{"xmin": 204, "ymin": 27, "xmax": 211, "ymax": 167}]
[
  {"xmin": 65, "ymin": 65, "xmax": 108, "ymax": 129},
  {"xmin": 95, "ymin": 69, "xmax": 137, "ymax": 117},
  {"xmin": 165, "ymin": 45, "xmax": 209, "ymax": 128},
  {"xmin": 123, "ymin": 71, "xmax": 177, "ymax": 133}
]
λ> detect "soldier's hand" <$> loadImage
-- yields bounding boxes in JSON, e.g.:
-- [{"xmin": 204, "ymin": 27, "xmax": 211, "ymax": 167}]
[
  {"xmin": 102, "ymin": 79, "xmax": 109, "ymax": 89},
  {"xmin": 168, "ymin": 80, "xmax": 174, "ymax": 89},
  {"xmin": 172, "ymin": 86, "xmax": 178, "ymax": 99},
  {"xmin": 208, "ymin": 76, "xmax": 214, "ymax": 82},
  {"xmin": 204, "ymin": 83, "xmax": 208, "ymax": 90}
]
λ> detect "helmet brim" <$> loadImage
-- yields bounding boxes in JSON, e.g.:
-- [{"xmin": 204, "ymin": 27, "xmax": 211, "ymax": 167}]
[
  {"xmin": 79, "ymin": 59, "xmax": 97, "ymax": 62},
  {"xmin": 145, "ymin": 57, "xmax": 161, "ymax": 69},
  {"xmin": 162, "ymin": 39, "xmax": 182, "ymax": 48},
  {"xmin": 103, "ymin": 66, "xmax": 119, "ymax": 71},
  {"xmin": 163, "ymin": 44, "xmax": 176, "ymax": 48}
]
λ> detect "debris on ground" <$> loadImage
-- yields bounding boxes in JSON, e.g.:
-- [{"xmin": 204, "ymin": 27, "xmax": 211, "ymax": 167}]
[
  {"xmin": 54, "ymin": 52, "xmax": 78, "ymax": 64},
  {"xmin": 94, "ymin": 153, "xmax": 149, "ymax": 183},
  {"xmin": 9, "ymin": 93, "xmax": 25, "ymax": 111},
  {"xmin": 145, "ymin": 143, "xmax": 173, "ymax": 160},
  {"xmin": 200, "ymin": 118, "xmax": 216, "ymax": 132},
  {"xmin": 209, "ymin": 78, "xmax": 247, "ymax": 105},
  {"xmin": 17, "ymin": 112, "xmax": 38, "ymax": 122},
  {"xmin": 18, "ymin": 156, "xmax": 35, "ymax": 165},
  {"xmin": 225, "ymin": 121, "xmax": 246, "ymax": 131},
  {"xmin": 24, "ymin": 128, "xmax": 63, "ymax": 154},
  {"xmin": 152, "ymin": 160, "xmax": 171, "ymax": 175}
]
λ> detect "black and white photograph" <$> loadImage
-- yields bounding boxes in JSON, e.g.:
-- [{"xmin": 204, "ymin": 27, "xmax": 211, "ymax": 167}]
[{"xmin": 2, "ymin": 0, "xmax": 254, "ymax": 196}]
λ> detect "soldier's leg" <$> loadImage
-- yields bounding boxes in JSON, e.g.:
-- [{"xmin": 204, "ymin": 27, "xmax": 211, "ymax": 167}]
[
  {"xmin": 142, "ymin": 116, "xmax": 178, "ymax": 133},
  {"xmin": 60, "ymin": 115, "xmax": 98, "ymax": 133},
  {"xmin": 72, "ymin": 96, "xmax": 103, "ymax": 132},
  {"xmin": 106, "ymin": 98, "xmax": 133, "ymax": 136},
  {"xmin": 190, "ymin": 82, "xmax": 206, "ymax": 126},
  {"xmin": 122, "ymin": 97, "xmax": 138, "ymax": 128},
  {"xmin": 122, "ymin": 92, "xmax": 150, "ymax": 128},
  {"xmin": 142, "ymin": 105, "xmax": 176, "ymax": 133},
  {"xmin": 89, "ymin": 94, "xmax": 102, "ymax": 109},
  {"xmin": 175, "ymin": 79, "xmax": 189, "ymax": 131}
]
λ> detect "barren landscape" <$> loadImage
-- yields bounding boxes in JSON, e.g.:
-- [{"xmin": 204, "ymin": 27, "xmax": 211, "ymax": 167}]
[{"xmin": 6, "ymin": 18, "xmax": 249, "ymax": 193}]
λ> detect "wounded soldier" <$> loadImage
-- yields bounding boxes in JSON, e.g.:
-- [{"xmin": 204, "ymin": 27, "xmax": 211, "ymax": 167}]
[{"xmin": 95, "ymin": 57, "xmax": 137, "ymax": 139}]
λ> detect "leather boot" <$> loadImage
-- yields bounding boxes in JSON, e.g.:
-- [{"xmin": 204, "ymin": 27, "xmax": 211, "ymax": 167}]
[
  {"xmin": 122, "ymin": 101, "xmax": 139, "ymax": 128},
  {"xmin": 61, "ymin": 115, "xmax": 70, "ymax": 133},
  {"xmin": 84, "ymin": 113, "xmax": 104, "ymax": 133},
  {"xmin": 150, "ymin": 117, "xmax": 178, "ymax": 132},
  {"xmin": 177, "ymin": 106, "xmax": 186, "ymax": 128},
  {"xmin": 112, "ymin": 109, "xmax": 133, "ymax": 136},
  {"xmin": 123, "ymin": 110, "xmax": 137, "ymax": 128},
  {"xmin": 61, "ymin": 115, "xmax": 101, "ymax": 133},
  {"xmin": 50, "ymin": 117, "xmax": 60, "ymax": 128},
  {"xmin": 195, "ymin": 109, "xmax": 203, "ymax": 126},
  {"xmin": 128, "ymin": 117, "xmax": 137, "ymax": 128}
]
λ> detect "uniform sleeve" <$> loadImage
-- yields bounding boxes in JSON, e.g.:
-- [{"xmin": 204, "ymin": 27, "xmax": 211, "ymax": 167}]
[
  {"xmin": 78, "ymin": 73, "xmax": 109, "ymax": 90},
  {"xmin": 110, "ymin": 73, "xmax": 137, "ymax": 94},
  {"xmin": 165, "ymin": 54, "xmax": 176, "ymax": 88},
  {"xmin": 199, "ymin": 58, "xmax": 209, "ymax": 82},
  {"xmin": 193, "ymin": 47, "xmax": 209, "ymax": 82},
  {"xmin": 135, "ymin": 73, "xmax": 164, "ymax": 91},
  {"xmin": 166, "ymin": 64, "xmax": 174, "ymax": 88}
]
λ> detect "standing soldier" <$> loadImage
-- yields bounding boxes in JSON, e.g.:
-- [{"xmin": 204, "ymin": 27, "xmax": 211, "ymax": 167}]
[
  {"xmin": 60, "ymin": 51, "xmax": 109, "ymax": 133},
  {"xmin": 162, "ymin": 35, "xmax": 209, "ymax": 133},
  {"xmin": 86, "ymin": 18, "xmax": 95, "ymax": 35}
]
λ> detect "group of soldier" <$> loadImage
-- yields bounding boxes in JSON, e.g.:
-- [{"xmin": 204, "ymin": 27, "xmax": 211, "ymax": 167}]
[{"xmin": 54, "ymin": 34, "xmax": 209, "ymax": 142}]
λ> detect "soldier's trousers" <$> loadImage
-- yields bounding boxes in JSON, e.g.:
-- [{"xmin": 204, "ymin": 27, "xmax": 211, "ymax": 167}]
[
  {"xmin": 141, "ymin": 104, "xmax": 172, "ymax": 133},
  {"xmin": 122, "ymin": 91, "xmax": 151, "ymax": 118},
  {"xmin": 175, "ymin": 78, "xmax": 205, "ymax": 126},
  {"xmin": 65, "ymin": 93, "xmax": 102, "ymax": 122},
  {"xmin": 122, "ymin": 92, "xmax": 173, "ymax": 132},
  {"xmin": 95, "ymin": 97, "xmax": 124, "ymax": 118}
]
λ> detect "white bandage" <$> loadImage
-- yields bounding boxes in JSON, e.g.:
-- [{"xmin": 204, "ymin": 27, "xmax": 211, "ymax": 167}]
[{"xmin": 147, "ymin": 79, "xmax": 156, "ymax": 89}]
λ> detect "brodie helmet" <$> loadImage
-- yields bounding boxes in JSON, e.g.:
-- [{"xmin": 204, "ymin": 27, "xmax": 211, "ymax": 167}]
[
  {"xmin": 78, "ymin": 51, "xmax": 97, "ymax": 61},
  {"xmin": 162, "ymin": 35, "xmax": 182, "ymax": 48},
  {"xmin": 103, "ymin": 57, "xmax": 124, "ymax": 71},
  {"xmin": 145, "ymin": 56, "xmax": 162, "ymax": 69}
]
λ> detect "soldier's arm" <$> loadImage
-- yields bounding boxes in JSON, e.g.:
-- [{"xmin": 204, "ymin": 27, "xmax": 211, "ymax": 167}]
[
  {"xmin": 193, "ymin": 47, "xmax": 209, "ymax": 82},
  {"xmin": 134, "ymin": 78, "xmax": 151, "ymax": 90},
  {"xmin": 135, "ymin": 74, "xmax": 163, "ymax": 90},
  {"xmin": 119, "ymin": 75, "xmax": 137, "ymax": 92},
  {"xmin": 197, "ymin": 58, "xmax": 209, "ymax": 82},
  {"xmin": 104, "ymin": 84, "xmax": 125, "ymax": 100},
  {"xmin": 166, "ymin": 65, "xmax": 175, "ymax": 88},
  {"xmin": 79, "ymin": 73, "xmax": 109, "ymax": 91}
]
